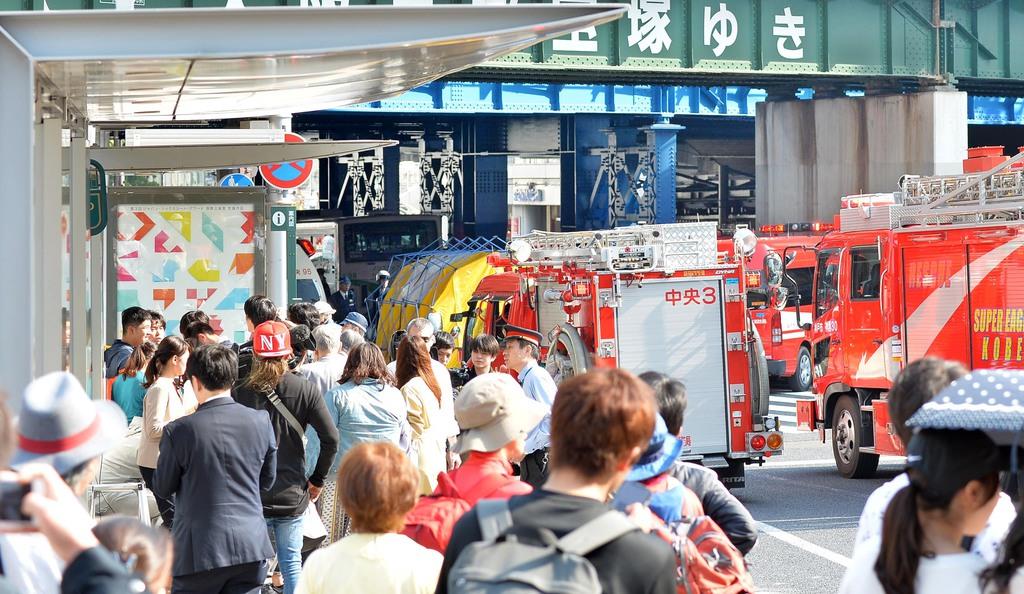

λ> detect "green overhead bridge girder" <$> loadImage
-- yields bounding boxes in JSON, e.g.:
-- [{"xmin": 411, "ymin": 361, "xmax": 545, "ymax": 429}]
[{"xmin": 6, "ymin": 0, "xmax": 1023, "ymax": 93}]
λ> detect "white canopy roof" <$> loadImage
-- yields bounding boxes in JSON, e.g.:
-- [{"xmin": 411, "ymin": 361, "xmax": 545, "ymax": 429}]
[
  {"xmin": 0, "ymin": 4, "xmax": 624, "ymax": 121},
  {"xmin": 0, "ymin": 3, "xmax": 626, "ymax": 401}
]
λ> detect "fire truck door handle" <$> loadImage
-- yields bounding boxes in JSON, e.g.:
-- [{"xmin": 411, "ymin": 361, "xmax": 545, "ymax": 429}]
[{"xmin": 872, "ymin": 338, "xmax": 883, "ymax": 345}]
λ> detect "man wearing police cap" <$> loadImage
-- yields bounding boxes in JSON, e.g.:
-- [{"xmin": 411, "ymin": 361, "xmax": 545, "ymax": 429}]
[{"xmin": 501, "ymin": 325, "xmax": 557, "ymax": 488}]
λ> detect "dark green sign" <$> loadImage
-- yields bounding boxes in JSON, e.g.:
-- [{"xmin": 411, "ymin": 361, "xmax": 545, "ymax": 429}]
[
  {"xmin": 269, "ymin": 204, "xmax": 297, "ymax": 301},
  {"xmin": 88, "ymin": 159, "xmax": 107, "ymax": 235}
]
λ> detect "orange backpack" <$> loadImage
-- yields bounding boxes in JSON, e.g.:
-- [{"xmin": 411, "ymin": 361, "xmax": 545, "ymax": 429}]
[
  {"xmin": 650, "ymin": 485, "xmax": 755, "ymax": 594},
  {"xmin": 673, "ymin": 513, "xmax": 754, "ymax": 594}
]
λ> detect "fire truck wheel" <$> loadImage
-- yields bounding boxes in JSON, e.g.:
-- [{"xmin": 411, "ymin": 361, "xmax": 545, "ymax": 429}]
[
  {"xmin": 831, "ymin": 395, "xmax": 880, "ymax": 479},
  {"xmin": 787, "ymin": 346, "xmax": 813, "ymax": 393},
  {"xmin": 750, "ymin": 331, "xmax": 770, "ymax": 420}
]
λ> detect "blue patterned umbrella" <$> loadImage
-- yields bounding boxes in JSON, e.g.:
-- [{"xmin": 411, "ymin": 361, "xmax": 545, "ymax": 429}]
[{"xmin": 907, "ymin": 369, "xmax": 1024, "ymax": 446}]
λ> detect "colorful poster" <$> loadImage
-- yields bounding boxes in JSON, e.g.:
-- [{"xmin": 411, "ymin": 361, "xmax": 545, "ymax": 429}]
[{"xmin": 116, "ymin": 203, "xmax": 257, "ymax": 344}]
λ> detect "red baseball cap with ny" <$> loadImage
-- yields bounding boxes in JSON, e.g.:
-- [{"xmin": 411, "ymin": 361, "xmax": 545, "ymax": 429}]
[{"xmin": 253, "ymin": 320, "xmax": 292, "ymax": 358}]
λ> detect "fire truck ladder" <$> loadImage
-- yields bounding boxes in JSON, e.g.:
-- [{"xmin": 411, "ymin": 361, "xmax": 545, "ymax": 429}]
[
  {"xmin": 513, "ymin": 222, "xmax": 719, "ymax": 273},
  {"xmin": 897, "ymin": 151, "xmax": 1024, "ymax": 227}
]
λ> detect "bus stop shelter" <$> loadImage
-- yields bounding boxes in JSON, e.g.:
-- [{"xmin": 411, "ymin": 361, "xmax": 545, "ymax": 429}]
[{"xmin": 0, "ymin": 4, "xmax": 624, "ymax": 402}]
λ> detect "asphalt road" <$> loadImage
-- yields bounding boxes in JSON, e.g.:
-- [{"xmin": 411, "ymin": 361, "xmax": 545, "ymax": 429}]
[{"xmin": 738, "ymin": 430, "xmax": 905, "ymax": 594}]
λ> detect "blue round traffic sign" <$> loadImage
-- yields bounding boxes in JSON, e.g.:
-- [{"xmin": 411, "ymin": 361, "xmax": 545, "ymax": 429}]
[
  {"xmin": 219, "ymin": 173, "xmax": 255, "ymax": 188},
  {"xmin": 260, "ymin": 133, "xmax": 313, "ymax": 190}
]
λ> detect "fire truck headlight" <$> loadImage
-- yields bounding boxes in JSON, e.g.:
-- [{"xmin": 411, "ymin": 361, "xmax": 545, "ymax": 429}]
[
  {"xmin": 733, "ymin": 227, "xmax": 758, "ymax": 259},
  {"xmin": 509, "ymin": 239, "xmax": 533, "ymax": 264}
]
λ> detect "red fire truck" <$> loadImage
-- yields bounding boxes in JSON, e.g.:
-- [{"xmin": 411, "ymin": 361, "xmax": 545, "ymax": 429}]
[
  {"xmin": 455, "ymin": 223, "xmax": 783, "ymax": 488},
  {"xmin": 742, "ymin": 230, "xmax": 829, "ymax": 392},
  {"xmin": 795, "ymin": 152, "xmax": 1024, "ymax": 477}
]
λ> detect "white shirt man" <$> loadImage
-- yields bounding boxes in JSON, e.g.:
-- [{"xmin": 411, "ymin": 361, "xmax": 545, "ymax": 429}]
[
  {"xmin": 501, "ymin": 325, "xmax": 556, "ymax": 488},
  {"xmin": 94, "ymin": 417, "xmax": 160, "ymax": 522},
  {"xmin": 297, "ymin": 324, "xmax": 348, "ymax": 397}
]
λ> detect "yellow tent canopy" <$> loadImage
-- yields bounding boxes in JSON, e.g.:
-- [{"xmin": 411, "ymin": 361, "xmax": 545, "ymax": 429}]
[{"xmin": 375, "ymin": 250, "xmax": 497, "ymax": 366}]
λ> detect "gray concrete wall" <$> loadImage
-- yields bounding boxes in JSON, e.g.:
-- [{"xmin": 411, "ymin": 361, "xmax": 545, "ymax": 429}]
[{"xmin": 755, "ymin": 90, "xmax": 967, "ymax": 226}]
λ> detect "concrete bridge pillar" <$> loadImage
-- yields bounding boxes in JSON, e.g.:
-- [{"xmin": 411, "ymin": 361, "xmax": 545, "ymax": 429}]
[{"xmin": 755, "ymin": 89, "xmax": 967, "ymax": 226}]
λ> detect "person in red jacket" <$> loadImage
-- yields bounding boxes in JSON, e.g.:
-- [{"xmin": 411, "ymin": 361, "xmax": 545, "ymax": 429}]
[
  {"xmin": 447, "ymin": 373, "xmax": 547, "ymax": 501},
  {"xmin": 402, "ymin": 373, "xmax": 546, "ymax": 553}
]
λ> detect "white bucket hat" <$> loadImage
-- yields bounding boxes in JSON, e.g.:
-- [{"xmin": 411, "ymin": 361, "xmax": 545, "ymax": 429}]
[
  {"xmin": 12, "ymin": 372, "xmax": 127, "ymax": 475},
  {"xmin": 454, "ymin": 373, "xmax": 547, "ymax": 455},
  {"xmin": 313, "ymin": 301, "xmax": 336, "ymax": 316}
]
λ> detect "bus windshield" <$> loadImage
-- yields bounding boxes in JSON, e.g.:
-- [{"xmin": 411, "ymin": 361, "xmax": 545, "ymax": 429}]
[{"xmin": 343, "ymin": 220, "xmax": 438, "ymax": 262}]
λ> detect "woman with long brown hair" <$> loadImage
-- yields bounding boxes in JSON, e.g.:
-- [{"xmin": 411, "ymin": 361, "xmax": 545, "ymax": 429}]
[
  {"xmin": 838, "ymin": 429, "xmax": 1001, "ymax": 594},
  {"xmin": 316, "ymin": 342, "xmax": 409, "ymax": 543},
  {"xmin": 138, "ymin": 336, "xmax": 194, "ymax": 529},
  {"xmin": 232, "ymin": 320, "xmax": 339, "ymax": 594},
  {"xmin": 396, "ymin": 336, "xmax": 447, "ymax": 495}
]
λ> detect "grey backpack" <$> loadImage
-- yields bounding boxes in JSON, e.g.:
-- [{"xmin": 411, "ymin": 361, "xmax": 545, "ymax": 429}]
[{"xmin": 447, "ymin": 498, "xmax": 639, "ymax": 594}]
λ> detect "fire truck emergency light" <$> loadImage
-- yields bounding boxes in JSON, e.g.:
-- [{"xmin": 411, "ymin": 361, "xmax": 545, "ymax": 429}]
[
  {"xmin": 759, "ymin": 222, "xmax": 834, "ymax": 234},
  {"xmin": 509, "ymin": 239, "xmax": 533, "ymax": 264},
  {"xmin": 732, "ymin": 227, "xmax": 758, "ymax": 258}
]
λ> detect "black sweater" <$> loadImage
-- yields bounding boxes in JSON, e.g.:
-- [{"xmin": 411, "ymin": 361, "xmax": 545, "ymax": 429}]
[
  {"xmin": 233, "ymin": 372, "xmax": 339, "ymax": 517},
  {"xmin": 670, "ymin": 461, "xmax": 758, "ymax": 555}
]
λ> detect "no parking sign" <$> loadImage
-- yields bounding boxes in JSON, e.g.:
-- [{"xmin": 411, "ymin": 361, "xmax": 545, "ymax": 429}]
[{"xmin": 259, "ymin": 132, "xmax": 313, "ymax": 190}]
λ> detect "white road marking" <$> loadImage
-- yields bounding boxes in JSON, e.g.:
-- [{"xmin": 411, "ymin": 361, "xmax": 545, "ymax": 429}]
[
  {"xmin": 757, "ymin": 521, "xmax": 852, "ymax": 568},
  {"xmin": 749, "ymin": 457, "xmax": 904, "ymax": 469},
  {"xmin": 771, "ymin": 393, "xmax": 813, "ymax": 400},
  {"xmin": 768, "ymin": 392, "xmax": 815, "ymax": 434},
  {"xmin": 765, "ymin": 515, "xmax": 860, "ymax": 523}
]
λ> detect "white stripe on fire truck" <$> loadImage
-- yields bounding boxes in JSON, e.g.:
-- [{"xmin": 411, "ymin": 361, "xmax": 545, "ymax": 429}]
[{"xmin": 904, "ymin": 237, "xmax": 1024, "ymax": 358}]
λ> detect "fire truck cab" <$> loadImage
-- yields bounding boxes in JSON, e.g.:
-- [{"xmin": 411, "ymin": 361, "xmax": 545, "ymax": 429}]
[
  {"xmin": 796, "ymin": 153, "xmax": 1024, "ymax": 478},
  {"xmin": 456, "ymin": 223, "xmax": 782, "ymax": 488},
  {"xmin": 744, "ymin": 232, "xmax": 825, "ymax": 392}
]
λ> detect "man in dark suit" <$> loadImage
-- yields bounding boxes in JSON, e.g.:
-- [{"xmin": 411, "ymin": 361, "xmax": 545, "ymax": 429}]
[
  {"xmin": 327, "ymin": 276, "xmax": 357, "ymax": 323},
  {"xmin": 154, "ymin": 345, "xmax": 278, "ymax": 594}
]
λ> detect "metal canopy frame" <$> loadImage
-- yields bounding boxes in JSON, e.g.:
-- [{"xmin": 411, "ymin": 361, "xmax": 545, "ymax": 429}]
[
  {"xmin": 0, "ymin": 4, "xmax": 626, "ymax": 401},
  {"xmin": 65, "ymin": 140, "xmax": 396, "ymax": 172}
]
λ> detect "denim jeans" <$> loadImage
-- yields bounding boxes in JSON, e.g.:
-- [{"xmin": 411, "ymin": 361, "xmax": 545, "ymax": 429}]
[{"xmin": 267, "ymin": 514, "xmax": 304, "ymax": 594}]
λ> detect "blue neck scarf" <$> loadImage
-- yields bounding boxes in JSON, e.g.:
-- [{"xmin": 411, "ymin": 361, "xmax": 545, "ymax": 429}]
[{"xmin": 647, "ymin": 481, "xmax": 686, "ymax": 524}]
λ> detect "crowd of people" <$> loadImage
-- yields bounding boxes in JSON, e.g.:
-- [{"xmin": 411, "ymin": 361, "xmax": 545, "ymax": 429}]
[{"xmin": 4, "ymin": 296, "xmax": 1024, "ymax": 594}]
